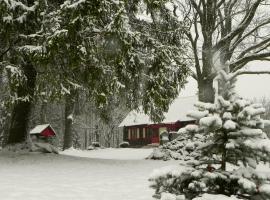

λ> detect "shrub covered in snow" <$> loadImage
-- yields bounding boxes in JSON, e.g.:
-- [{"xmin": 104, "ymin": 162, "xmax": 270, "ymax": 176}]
[
  {"xmin": 91, "ymin": 141, "xmax": 100, "ymax": 148},
  {"xmin": 2, "ymin": 141, "xmax": 59, "ymax": 154},
  {"xmin": 119, "ymin": 141, "xmax": 130, "ymax": 148},
  {"xmin": 147, "ymin": 127, "xmax": 206, "ymax": 161},
  {"xmin": 31, "ymin": 142, "xmax": 59, "ymax": 154},
  {"xmin": 2, "ymin": 142, "xmax": 31, "ymax": 153},
  {"xmin": 87, "ymin": 145, "xmax": 95, "ymax": 150},
  {"xmin": 87, "ymin": 142, "xmax": 105, "ymax": 150},
  {"xmin": 150, "ymin": 66, "xmax": 270, "ymax": 199}
]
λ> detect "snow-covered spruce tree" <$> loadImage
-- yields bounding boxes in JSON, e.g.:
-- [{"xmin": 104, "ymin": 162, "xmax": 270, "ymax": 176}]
[{"xmin": 149, "ymin": 65, "xmax": 270, "ymax": 200}]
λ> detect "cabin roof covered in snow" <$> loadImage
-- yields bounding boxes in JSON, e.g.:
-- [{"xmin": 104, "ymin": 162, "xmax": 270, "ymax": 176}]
[
  {"xmin": 119, "ymin": 96, "xmax": 197, "ymax": 127},
  {"xmin": 30, "ymin": 124, "xmax": 55, "ymax": 134}
]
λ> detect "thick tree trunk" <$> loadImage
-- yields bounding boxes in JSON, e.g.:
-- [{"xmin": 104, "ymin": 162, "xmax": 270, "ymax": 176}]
[
  {"xmin": 63, "ymin": 94, "xmax": 76, "ymax": 150},
  {"xmin": 199, "ymin": 31, "xmax": 215, "ymax": 103},
  {"xmin": 198, "ymin": 78, "xmax": 215, "ymax": 103},
  {"xmin": 6, "ymin": 60, "xmax": 37, "ymax": 144}
]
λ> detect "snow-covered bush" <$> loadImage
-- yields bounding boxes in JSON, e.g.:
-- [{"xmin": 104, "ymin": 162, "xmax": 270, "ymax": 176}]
[
  {"xmin": 119, "ymin": 141, "xmax": 129, "ymax": 148},
  {"xmin": 87, "ymin": 145, "xmax": 95, "ymax": 150},
  {"xmin": 147, "ymin": 128, "xmax": 206, "ymax": 161},
  {"xmin": 2, "ymin": 142, "xmax": 30, "ymax": 153},
  {"xmin": 31, "ymin": 142, "xmax": 59, "ymax": 154},
  {"xmin": 147, "ymin": 148, "xmax": 171, "ymax": 161},
  {"xmin": 150, "ymin": 65, "xmax": 270, "ymax": 199},
  {"xmin": 91, "ymin": 141, "xmax": 100, "ymax": 148},
  {"xmin": 2, "ymin": 141, "xmax": 58, "ymax": 154},
  {"xmin": 87, "ymin": 141, "xmax": 103, "ymax": 150}
]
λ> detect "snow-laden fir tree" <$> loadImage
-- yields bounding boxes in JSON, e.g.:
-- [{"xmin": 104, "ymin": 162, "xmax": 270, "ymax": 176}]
[{"xmin": 149, "ymin": 63, "xmax": 270, "ymax": 200}]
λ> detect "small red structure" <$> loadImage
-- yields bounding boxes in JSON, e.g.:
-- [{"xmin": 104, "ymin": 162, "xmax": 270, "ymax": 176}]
[{"xmin": 30, "ymin": 124, "xmax": 57, "ymax": 142}]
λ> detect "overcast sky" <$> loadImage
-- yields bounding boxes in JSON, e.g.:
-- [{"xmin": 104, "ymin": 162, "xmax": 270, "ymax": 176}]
[{"xmin": 180, "ymin": 61, "xmax": 270, "ymax": 100}]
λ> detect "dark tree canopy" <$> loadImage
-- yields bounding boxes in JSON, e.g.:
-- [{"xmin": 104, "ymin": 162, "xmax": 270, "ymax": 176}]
[{"xmin": 0, "ymin": 0, "xmax": 189, "ymax": 145}]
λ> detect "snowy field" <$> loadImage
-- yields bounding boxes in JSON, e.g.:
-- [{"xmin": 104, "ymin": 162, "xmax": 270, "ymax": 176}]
[
  {"xmin": 61, "ymin": 147, "xmax": 154, "ymax": 160},
  {"xmin": 0, "ymin": 148, "xmax": 178, "ymax": 200}
]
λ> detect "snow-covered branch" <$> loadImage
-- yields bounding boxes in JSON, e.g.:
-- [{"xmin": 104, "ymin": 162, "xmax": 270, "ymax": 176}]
[
  {"xmin": 230, "ymin": 70, "xmax": 270, "ymax": 80},
  {"xmin": 237, "ymin": 38, "xmax": 270, "ymax": 59},
  {"xmin": 230, "ymin": 52, "xmax": 270, "ymax": 71}
]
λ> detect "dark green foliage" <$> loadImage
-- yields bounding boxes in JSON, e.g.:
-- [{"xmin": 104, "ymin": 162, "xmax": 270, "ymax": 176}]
[{"xmin": 1, "ymin": 0, "xmax": 189, "ymax": 145}]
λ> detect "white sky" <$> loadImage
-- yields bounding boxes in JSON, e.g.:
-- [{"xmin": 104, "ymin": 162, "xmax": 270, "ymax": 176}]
[{"xmin": 180, "ymin": 61, "xmax": 270, "ymax": 100}]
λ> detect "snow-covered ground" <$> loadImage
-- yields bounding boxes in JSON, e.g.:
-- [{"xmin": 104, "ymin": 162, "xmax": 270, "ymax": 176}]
[
  {"xmin": 0, "ymin": 148, "xmax": 178, "ymax": 200},
  {"xmin": 61, "ymin": 147, "xmax": 154, "ymax": 160}
]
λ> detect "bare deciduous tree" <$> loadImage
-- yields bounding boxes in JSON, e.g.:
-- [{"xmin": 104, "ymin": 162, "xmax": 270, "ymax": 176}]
[{"xmin": 171, "ymin": 0, "xmax": 270, "ymax": 102}]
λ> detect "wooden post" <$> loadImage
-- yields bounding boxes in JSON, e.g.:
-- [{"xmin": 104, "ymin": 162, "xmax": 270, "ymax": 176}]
[{"xmin": 84, "ymin": 130, "xmax": 88, "ymax": 149}]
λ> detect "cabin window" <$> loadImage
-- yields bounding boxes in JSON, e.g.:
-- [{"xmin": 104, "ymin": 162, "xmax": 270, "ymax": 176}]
[
  {"xmin": 137, "ymin": 128, "xmax": 140, "ymax": 139},
  {"xmin": 146, "ymin": 128, "xmax": 152, "ymax": 138},
  {"xmin": 143, "ymin": 128, "xmax": 146, "ymax": 138},
  {"xmin": 130, "ymin": 128, "xmax": 137, "ymax": 140},
  {"xmin": 139, "ymin": 128, "xmax": 143, "ymax": 138},
  {"xmin": 128, "ymin": 129, "xmax": 131, "ymax": 140},
  {"xmin": 131, "ymin": 128, "xmax": 133, "ymax": 139}
]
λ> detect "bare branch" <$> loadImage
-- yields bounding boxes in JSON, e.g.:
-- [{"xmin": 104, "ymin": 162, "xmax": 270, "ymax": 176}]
[
  {"xmin": 214, "ymin": 0, "xmax": 263, "ymax": 50},
  {"xmin": 230, "ymin": 18, "xmax": 270, "ymax": 52},
  {"xmin": 237, "ymin": 38, "xmax": 270, "ymax": 59},
  {"xmin": 254, "ymin": 43, "xmax": 270, "ymax": 54},
  {"xmin": 217, "ymin": 8, "xmax": 225, "ymax": 36},
  {"xmin": 217, "ymin": 0, "xmax": 226, "ymax": 8},
  {"xmin": 185, "ymin": 11, "xmax": 202, "ymax": 78},
  {"xmin": 190, "ymin": 0, "xmax": 203, "ymax": 19},
  {"xmin": 231, "ymin": 70, "xmax": 270, "ymax": 80},
  {"xmin": 190, "ymin": 70, "xmax": 198, "ymax": 80},
  {"xmin": 230, "ymin": 52, "xmax": 270, "ymax": 71}
]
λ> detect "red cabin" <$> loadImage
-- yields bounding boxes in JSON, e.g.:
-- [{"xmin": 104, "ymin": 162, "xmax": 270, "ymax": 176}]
[
  {"xmin": 119, "ymin": 96, "xmax": 197, "ymax": 146},
  {"xmin": 30, "ymin": 124, "xmax": 57, "ymax": 142}
]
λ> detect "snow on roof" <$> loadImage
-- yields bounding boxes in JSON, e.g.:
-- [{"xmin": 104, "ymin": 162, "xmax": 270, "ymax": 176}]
[
  {"xmin": 30, "ymin": 124, "xmax": 54, "ymax": 134},
  {"xmin": 119, "ymin": 96, "xmax": 197, "ymax": 127}
]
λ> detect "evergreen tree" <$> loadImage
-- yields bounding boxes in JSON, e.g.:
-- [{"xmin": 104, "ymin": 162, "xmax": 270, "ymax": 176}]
[
  {"xmin": 39, "ymin": 0, "xmax": 190, "ymax": 149},
  {"xmin": 150, "ymin": 63, "xmax": 270, "ymax": 200},
  {"xmin": 0, "ymin": 0, "xmax": 48, "ymax": 144},
  {"xmin": 1, "ymin": 0, "xmax": 189, "ymax": 147}
]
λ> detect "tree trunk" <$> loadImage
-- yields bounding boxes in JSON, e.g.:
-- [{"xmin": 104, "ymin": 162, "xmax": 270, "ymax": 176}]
[
  {"xmin": 40, "ymin": 101, "xmax": 47, "ymax": 123},
  {"xmin": 84, "ymin": 130, "xmax": 88, "ymax": 149},
  {"xmin": 6, "ymin": 59, "xmax": 37, "ymax": 145},
  {"xmin": 63, "ymin": 94, "xmax": 76, "ymax": 150},
  {"xmin": 198, "ymin": 78, "xmax": 215, "ymax": 103}
]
